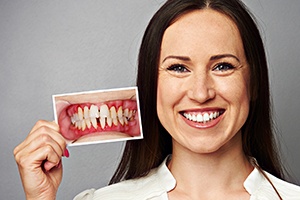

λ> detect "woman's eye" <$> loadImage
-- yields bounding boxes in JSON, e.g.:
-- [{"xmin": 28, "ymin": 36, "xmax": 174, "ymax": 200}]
[
  {"xmin": 167, "ymin": 64, "xmax": 189, "ymax": 73},
  {"xmin": 213, "ymin": 63, "xmax": 235, "ymax": 72}
]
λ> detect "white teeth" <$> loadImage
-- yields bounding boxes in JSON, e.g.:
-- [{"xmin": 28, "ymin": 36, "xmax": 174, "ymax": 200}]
[
  {"xmin": 196, "ymin": 114, "xmax": 203, "ymax": 122},
  {"xmin": 192, "ymin": 114, "xmax": 197, "ymax": 122},
  {"xmin": 203, "ymin": 113, "xmax": 210, "ymax": 122},
  {"xmin": 70, "ymin": 104, "xmax": 136, "ymax": 130},
  {"xmin": 183, "ymin": 111, "xmax": 220, "ymax": 123},
  {"xmin": 213, "ymin": 112, "xmax": 217, "ymax": 118}
]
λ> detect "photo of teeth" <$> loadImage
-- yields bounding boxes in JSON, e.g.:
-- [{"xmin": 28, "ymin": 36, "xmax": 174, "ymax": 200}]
[
  {"xmin": 52, "ymin": 87, "xmax": 143, "ymax": 146},
  {"xmin": 70, "ymin": 105, "xmax": 136, "ymax": 130}
]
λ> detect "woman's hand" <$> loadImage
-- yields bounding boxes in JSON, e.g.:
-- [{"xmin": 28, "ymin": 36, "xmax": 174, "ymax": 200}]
[{"xmin": 14, "ymin": 120, "xmax": 68, "ymax": 200}]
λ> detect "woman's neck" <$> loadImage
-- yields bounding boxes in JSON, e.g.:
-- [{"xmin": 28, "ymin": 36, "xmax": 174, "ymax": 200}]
[{"xmin": 168, "ymin": 133, "xmax": 253, "ymax": 199}]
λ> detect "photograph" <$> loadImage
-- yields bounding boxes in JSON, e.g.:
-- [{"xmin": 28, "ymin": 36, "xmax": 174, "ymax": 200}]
[{"xmin": 53, "ymin": 87, "xmax": 142, "ymax": 145}]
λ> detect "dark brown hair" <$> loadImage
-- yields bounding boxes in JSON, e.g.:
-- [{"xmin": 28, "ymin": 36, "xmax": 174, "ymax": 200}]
[{"xmin": 109, "ymin": 0, "xmax": 284, "ymax": 184}]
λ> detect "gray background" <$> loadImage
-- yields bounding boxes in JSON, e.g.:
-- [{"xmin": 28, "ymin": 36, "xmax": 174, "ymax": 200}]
[{"xmin": 1, "ymin": 0, "xmax": 299, "ymax": 199}]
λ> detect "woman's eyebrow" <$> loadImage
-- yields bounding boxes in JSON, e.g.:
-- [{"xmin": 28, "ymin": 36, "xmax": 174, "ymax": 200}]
[
  {"xmin": 162, "ymin": 55, "xmax": 191, "ymax": 63},
  {"xmin": 210, "ymin": 54, "xmax": 240, "ymax": 62},
  {"xmin": 162, "ymin": 54, "xmax": 240, "ymax": 64}
]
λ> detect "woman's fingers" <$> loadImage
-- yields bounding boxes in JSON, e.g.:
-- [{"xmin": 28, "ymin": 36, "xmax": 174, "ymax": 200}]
[
  {"xmin": 16, "ymin": 143, "xmax": 61, "ymax": 171},
  {"xmin": 15, "ymin": 135, "xmax": 62, "ymax": 173},
  {"xmin": 29, "ymin": 120, "xmax": 59, "ymax": 135},
  {"xmin": 14, "ymin": 120, "xmax": 69, "ymax": 174},
  {"xmin": 14, "ymin": 120, "xmax": 66, "ymax": 158}
]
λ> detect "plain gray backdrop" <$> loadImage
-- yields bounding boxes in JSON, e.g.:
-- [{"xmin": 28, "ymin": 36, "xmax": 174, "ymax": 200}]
[{"xmin": 1, "ymin": 0, "xmax": 299, "ymax": 199}]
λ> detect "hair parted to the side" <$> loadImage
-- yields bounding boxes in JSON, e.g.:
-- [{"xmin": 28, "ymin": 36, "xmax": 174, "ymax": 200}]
[{"xmin": 109, "ymin": 0, "xmax": 284, "ymax": 184}]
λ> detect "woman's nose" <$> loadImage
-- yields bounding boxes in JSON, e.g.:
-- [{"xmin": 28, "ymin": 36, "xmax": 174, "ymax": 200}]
[{"xmin": 187, "ymin": 73, "xmax": 216, "ymax": 103}]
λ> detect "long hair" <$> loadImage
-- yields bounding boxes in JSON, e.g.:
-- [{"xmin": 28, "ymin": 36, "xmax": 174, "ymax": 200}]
[{"xmin": 109, "ymin": 0, "xmax": 284, "ymax": 184}]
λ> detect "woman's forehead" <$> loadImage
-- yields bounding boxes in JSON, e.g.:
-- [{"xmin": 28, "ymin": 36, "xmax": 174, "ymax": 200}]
[{"xmin": 160, "ymin": 9, "xmax": 245, "ymax": 63}]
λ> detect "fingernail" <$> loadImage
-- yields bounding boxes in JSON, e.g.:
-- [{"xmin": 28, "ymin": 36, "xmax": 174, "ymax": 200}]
[{"xmin": 64, "ymin": 148, "xmax": 70, "ymax": 158}]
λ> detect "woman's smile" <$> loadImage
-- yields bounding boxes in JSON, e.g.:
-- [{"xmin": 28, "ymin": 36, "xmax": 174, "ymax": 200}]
[{"xmin": 180, "ymin": 108, "xmax": 225, "ymax": 128}]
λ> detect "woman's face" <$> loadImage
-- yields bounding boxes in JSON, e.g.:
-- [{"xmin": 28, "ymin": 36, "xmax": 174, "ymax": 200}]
[{"xmin": 157, "ymin": 9, "xmax": 250, "ymax": 154}]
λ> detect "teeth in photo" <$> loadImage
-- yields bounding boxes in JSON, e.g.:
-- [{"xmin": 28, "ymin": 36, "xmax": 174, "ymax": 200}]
[
  {"xmin": 84, "ymin": 106, "xmax": 89, "ymax": 119},
  {"xmin": 100, "ymin": 118, "xmax": 106, "ymax": 129},
  {"xmin": 85, "ymin": 119, "xmax": 91, "ymax": 129},
  {"xmin": 107, "ymin": 117, "xmax": 113, "ymax": 127},
  {"xmin": 69, "ymin": 103, "xmax": 137, "ymax": 131},
  {"xmin": 110, "ymin": 106, "xmax": 118, "ymax": 126},
  {"xmin": 118, "ymin": 106, "xmax": 124, "ymax": 125},
  {"xmin": 124, "ymin": 108, "xmax": 129, "ymax": 117},
  {"xmin": 128, "ymin": 110, "xmax": 133, "ymax": 120},
  {"xmin": 89, "ymin": 105, "xmax": 99, "ymax": 118},
  {"xmin": 75, "ymin": 121, "xmax": 79, "ymax": 128},
  {"xmin": 71, "ymin": 116, "xmax": 76, "ymax": 124},
  {"xmin": 81, "ymin": 120, "xmax": 86, "ymax": 131},
  {"xmin": 78, "ymin": 107, "xmax": 83, "ymax": 120},
  {"xmin": 100, "ymin": 104, "xmax": 109, "ymax": 118},
  {"xmin": 91, "ymin": 117, "xmax": 97, "ymax": 129}
]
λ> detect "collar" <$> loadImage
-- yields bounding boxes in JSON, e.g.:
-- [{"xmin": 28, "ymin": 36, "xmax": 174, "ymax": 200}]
[
  {"xmin": 158, "ymin": 155, "xmax": 264, "ymax": 195},
  {"xmin": 155, "ymin": 156, "xmax": 176, "ymax": 192},
  {"xmin": 243, "ymin": 167, "xmax": 265, "ymax": 195}
]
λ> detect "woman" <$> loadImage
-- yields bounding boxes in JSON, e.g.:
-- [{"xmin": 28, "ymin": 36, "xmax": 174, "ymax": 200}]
[{"xmin": 14, "ymin": 0, "xmax": 300, "ymax": 199}]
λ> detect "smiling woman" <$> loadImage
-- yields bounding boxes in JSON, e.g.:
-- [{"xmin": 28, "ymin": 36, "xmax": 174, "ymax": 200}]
[
  {"xmin": 157, "ymin": 9, "xmax": 251, "ymax": 157},
  {"xmin": 13, "ymin": 0, "xmax": 300, "ymax": 199}
]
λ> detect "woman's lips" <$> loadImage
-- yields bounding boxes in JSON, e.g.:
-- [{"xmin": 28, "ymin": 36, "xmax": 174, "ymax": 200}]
[{"xmin": 180, "ymin": 109, "xmax": 225, "ymax": 129}]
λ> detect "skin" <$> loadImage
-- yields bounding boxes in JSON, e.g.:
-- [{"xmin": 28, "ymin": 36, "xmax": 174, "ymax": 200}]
[{"xmin": 157, "ymin": 9, "xmax": 253, "ymax": 199}]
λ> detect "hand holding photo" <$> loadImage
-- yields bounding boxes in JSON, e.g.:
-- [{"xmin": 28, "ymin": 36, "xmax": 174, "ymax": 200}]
[{"xmin": 52, "ymin": 86, "xmax": 143, "ymax": 146}]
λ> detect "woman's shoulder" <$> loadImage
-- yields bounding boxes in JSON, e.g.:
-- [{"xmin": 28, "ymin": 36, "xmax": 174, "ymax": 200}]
[
  {"xmin": 266, "ymin": 171, "xmax": 300, "ymax": 198},
  {"xmin": 248, "ymin": 169, "xmax": 300, "ymax": 199},
  {"xmin": 73, "ymin": 157, "xmax": 175, "ymax": 200}
]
